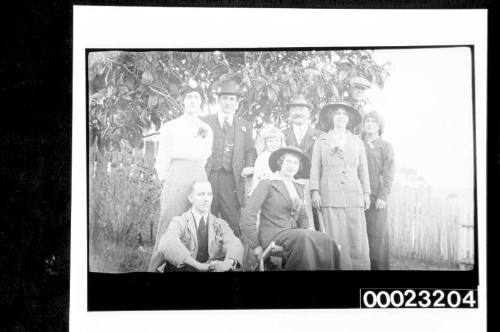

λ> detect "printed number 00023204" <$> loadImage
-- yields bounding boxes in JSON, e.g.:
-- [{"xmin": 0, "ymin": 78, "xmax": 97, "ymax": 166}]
[{"xmin": 360, "ymin": 289, "xmax": 477, "ymax": 308}]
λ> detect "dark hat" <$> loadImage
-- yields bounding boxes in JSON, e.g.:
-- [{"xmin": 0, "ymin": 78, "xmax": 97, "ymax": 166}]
[
  {"xmin": 285, "ymin": 94, "xmax": 312, "ymax": 110},
  {"xmin": 180, "ymin": 80, "xmax": 205, "ymax": 102},
  {"xmin": 363, "ymin": 110, "xmax": 385, "ymax": 135},
  {"xmin": 319, "ymin": 101, "xmax": 362, "ymax": 130},
  {"xmin": 350, "ymin": 76, "xmax": 372, "ymax": 89},
  {"xmin": 268, "ymin": 146, "xmax": 311, "ymax": 179},
  {"xmin": 214, "ymin": 80, "xmax": 242, "ymax": 97}
]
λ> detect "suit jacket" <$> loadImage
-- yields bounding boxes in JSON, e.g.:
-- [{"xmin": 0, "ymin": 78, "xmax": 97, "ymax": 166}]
[
  {"xmin": 282, "ymin": 126, "xmax": 323, "ymax": 160},
  {"xmin": 157, "ymin": 211, "xmax": 244, "ymax": 268},
  {"xmin": 310, "ymin": 132, "xmax": 370, "ymax": 208},
  {"xmin": 202, "ymin": 114, "xmax": 257, "ymax": 206},
  {"xmin": 240, "ymin": 179, "xmax": 310, "ymax": 249}
]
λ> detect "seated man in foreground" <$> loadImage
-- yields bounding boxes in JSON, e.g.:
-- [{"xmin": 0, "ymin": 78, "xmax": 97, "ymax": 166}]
[{"xmin": 149, "ymin": 180, "xmax": 244, "ymax": 272}]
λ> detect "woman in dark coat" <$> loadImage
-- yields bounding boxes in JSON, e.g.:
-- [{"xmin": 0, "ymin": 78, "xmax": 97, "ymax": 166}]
[
  {"xmin": 240, "ymin": 146, "xmax": 340, "ymax": 271},
  {"xmin": 362, "ymin": 111, "xmax": 395, "ymax": 270},
  {"xmin": 310, "ymin": 102, "xmax": 372, "ymax": 270}
]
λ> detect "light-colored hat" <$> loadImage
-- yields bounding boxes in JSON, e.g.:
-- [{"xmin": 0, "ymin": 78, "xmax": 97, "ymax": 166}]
[{"xmin": 350, "ymin": 76, "xmax": 372, "ymax": 89}]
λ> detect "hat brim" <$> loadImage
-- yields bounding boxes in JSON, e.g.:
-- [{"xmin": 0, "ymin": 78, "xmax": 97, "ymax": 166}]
[
  {"xmin": 181, "ymin": 87, "xmax": 205, "ymax": 101},
  {"xmin": 268, "ymin": 147, "xmax": 311, "ymax": 179},
  {"xmin": 319, "ymin": 103, "xmax": 361, "ymax": 130},
  {"xmin": 286, "ymin": 102, "xmax": 312, "ymax": 110},
  {"xmin": 214, "ymin": 90, "xmax": 241, "ymax": 97}
]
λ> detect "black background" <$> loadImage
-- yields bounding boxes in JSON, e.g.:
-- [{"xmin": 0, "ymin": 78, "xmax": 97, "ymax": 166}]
[{"xmin": 1, "ymin": 0, "xmax": 496, "ymax": 330}]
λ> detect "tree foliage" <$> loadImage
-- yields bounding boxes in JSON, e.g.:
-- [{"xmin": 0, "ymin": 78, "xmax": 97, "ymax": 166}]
[{"xmin": 88, "ymin": 50, "xmax": 391, "ymax": 152}]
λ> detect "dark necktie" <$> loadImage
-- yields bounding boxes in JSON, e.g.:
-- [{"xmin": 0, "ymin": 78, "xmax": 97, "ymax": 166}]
[
  {"xmin": 223, "ymin": 117, "xmax": 232, "ymax": 134},
  {"xmin": 199, "ymin": 216, "xmax": 206, "ymax": 234},
  {"xmin": 196, "ymin": 216, "xmax": 209, "ymax": 263}
]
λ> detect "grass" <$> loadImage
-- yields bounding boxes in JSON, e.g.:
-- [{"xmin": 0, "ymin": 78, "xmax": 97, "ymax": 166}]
[{"xmin": 89, "ymin": 240, "xmax": 462, "ymax": 272}]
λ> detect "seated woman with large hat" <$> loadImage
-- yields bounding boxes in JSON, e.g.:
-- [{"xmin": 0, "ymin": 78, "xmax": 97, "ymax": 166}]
[{"xmin": 240, "ymin": 146, "xmax": 340, "ymax": 271}]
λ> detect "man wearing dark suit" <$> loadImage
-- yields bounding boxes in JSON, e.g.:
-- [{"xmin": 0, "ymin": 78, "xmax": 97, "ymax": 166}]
[
  {"xmin": 282, "ymin": 95, "xmax": 323, "ymax": 231},
  {"xmin": 202, "ymin": 80, "xmax": 257, "ymax": 236},
  {"xmin": 282, "ymin": 95, "xmax": 323, "ymax": 160}
]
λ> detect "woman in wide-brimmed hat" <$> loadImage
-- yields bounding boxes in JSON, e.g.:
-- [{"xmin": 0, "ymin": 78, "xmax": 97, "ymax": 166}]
[
  {"xmin": 310, "ymin": 102, "xmax": 372, "ymax": 270},
  {"xmin": 240, "ymin": 146, "xmax": 340, "ymax": 271},
  {"xmin": 362, "ymin": 111, "xmax": 395, "ymax": 270},
  {"xmin": 149, "ymin": 80, "xmax": 213, "ymax": 271}
]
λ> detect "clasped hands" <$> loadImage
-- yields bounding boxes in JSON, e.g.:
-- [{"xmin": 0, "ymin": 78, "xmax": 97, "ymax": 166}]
[{"xmin": 196, "ymin": 259, "xmax": 235, "ymax": 272}]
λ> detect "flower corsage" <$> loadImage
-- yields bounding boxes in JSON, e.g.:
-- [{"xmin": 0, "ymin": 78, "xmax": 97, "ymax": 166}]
[
  {"xmin": 291, "ymin": 197, "xmax": 306, "ymax": 218},
  {"xmin": 196, "ymin": 125, "xmax": 210, "ymax": 139}
]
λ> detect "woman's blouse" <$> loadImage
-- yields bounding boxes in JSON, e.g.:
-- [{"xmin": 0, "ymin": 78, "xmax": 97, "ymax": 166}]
[
  {"xmin": 155, "ymin": 114, "xmax": 213, "ymax": 181},
  {"xmin": 363, "ymin": 138, "xmax": 395, "ymax": 201}
]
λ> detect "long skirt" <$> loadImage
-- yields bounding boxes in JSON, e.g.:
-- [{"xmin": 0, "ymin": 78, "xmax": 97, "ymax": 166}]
[
  {"xmin": 321, "ymin": 207, "xmax": 371, "ymax": 270},
  {"xmin": 365, "ymin": 202, "xmax": 390, "ymax": 270},
  {"xmin": 149, "ymin": 159, "xmax": 207, "ymax": 267},
  {"xmin": 272, "ymin": 228, "xmax": 340, "ymax": 270}
]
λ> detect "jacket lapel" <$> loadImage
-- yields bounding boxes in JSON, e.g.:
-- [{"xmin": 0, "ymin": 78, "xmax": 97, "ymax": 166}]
[
  {"xmin": 292, "ymin": 181, "xmax": 305, "ymax": 201},
  {"xmin": 302, "ymin": 128, "xmax": 316, "ymax": 152},
  {"xmin": 270, "ymin": 180, "xmax": 293, "ymax": 207},
  {"xmin": 185, "ymin": 211, "xmax": 198, "ymax": 254},
  {"xmin": 207, "ymin": 214, "xmax": 214, "ymax": 256},
  {"xmin": 233, "ymin": 116, "xmax": 244, "ymax": 164},
  {"xmin": 284, "ymin": 127, "xmax": 299, "ymax": 146}
]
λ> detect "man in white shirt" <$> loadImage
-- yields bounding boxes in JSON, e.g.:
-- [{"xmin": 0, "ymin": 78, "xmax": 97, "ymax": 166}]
[{"xmin": 149, "ymin": 180, "xmax": 243, "ymax": 272}]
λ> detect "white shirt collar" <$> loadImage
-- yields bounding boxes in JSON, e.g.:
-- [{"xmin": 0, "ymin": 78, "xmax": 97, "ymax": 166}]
[
  {"xmin": 191, "ymin": 208, "xmax": 209, "ymax": 228},
  {"xmin": 218, "ymin": 111, "xmax": 234, "ymax": 127},
  {"xmin": 292, "ymin": 123, "xmax": 309, "ymax": 142}
]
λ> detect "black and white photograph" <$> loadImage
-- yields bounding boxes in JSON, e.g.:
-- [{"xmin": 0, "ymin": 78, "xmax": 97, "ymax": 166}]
[
  {"xmin": 88, "ymin": 47, "xmax": 475, "ymax": 273},
  {"xmin": 72, "ymin": 6, "xmax": 487, "ymax": 332}
]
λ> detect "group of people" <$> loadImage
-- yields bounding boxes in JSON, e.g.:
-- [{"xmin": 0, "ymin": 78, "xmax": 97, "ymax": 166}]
[{"xmin": 148, "ymin": 77, "xmax": 395, "ymax": 272}]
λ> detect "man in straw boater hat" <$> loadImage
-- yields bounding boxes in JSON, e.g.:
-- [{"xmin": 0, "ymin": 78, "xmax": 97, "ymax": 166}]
[
  {"xmin": 310, "ymin": 101, "xmax": 372, "ymax": 270},
  {"xmin": 282, "ymin": 94, "xmax": 323, "ymax": 231},
  {"xmin": 202, "ymin": 80, "xmax": 257, "ymax": 237}
]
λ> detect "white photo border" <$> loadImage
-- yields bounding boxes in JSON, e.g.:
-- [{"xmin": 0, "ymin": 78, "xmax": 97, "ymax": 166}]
[{"xmin": 73, "ymin": 7, "xmax": 487, "ymax": 332}]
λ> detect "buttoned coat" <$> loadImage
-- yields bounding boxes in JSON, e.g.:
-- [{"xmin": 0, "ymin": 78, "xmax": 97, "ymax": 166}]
[
  {"xmin": 310, "ymin": 132, "xmax": 370, "ymax": 207},
  {"xmin": 282, "ymin": 126, "xmax": 323, "ymax": 160},
  {"xmin": 202, "ymin": 114, "xmax": 257, "ymax": 206},
  {"xmin": 240, "ymin": 179, "xmax": 310, "ymax": 249},
  {"xmin": 157, "ymin": 211, "xmax": 244, "ymax": 268}
]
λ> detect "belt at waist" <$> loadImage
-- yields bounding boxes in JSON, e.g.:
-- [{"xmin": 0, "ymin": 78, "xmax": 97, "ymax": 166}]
[{"xmin": 321, "ymin": 168, "xmax": 357, "ymax": 177}]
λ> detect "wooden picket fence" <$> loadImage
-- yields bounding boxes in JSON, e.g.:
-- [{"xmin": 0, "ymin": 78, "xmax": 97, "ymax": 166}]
[{"xmin": 387, "ymin": 179, "xmax": 474, "ymax": 269}]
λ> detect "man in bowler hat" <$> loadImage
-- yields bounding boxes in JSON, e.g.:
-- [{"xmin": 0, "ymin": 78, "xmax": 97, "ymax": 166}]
[
  {"xmin": 282, "ymin": 94, "xmax": 323, "ymax": 160},
  {"xmin": 202, "ymin": 80, "xmax": 257, "ymax": 236}
]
